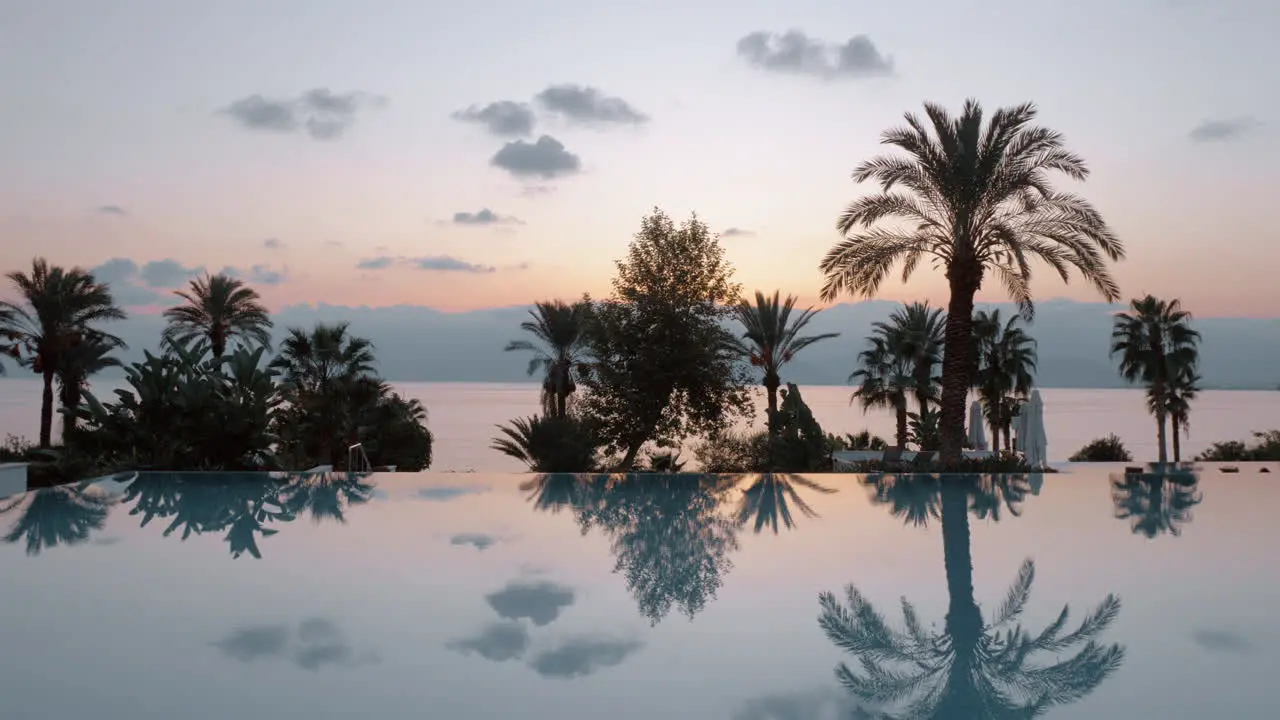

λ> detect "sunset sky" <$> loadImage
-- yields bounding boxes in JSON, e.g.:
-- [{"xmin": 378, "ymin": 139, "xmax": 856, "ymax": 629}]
[{"xmin": 2, "ymin": 0, "xmax": 1277, "ymax": 316}]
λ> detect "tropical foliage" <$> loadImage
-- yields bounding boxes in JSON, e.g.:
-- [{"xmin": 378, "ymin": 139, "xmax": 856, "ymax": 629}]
[
  {"xmin": 0, "ymin": 258, "xmax": 127, "ymax": 447},
  {"xmin": 504, "ymin": 299, "xmax": 590, "ymax": 418},
  {"xmin": 1111, "ymin": 472, "xmax": 1202, "ymax": 538},
  {"xmin": 972, "ymin": 308, "xmax": 1038, "ymax": 451},
  {"xmin": 491, "ymin": 414, "xmax": 598, "ymax": 472},
  {"xmin": 1195, "ymin": 430, "xmax": 1280, "ymax": 461},
  {"xmin": 162, "ymin": 272, "xmax": 273, "ymax": 358},
  {"xmin": 1069, "ymin": 434, "xmax": 1133, "ymax": 462},
  {"xmin": 819, "ymin": 100, "xmax": 1124, "ymax": 461},
  {"xmin": 849, "ymin": 332, "xmax": 915, "ymax": 449},
  {"xmin": 1111, "ymin": 295, "xmax": 1201, "ymax": 464},
  {"xmin": 729, "ymin": 290, "xmax": 838, "ymax": 415}
]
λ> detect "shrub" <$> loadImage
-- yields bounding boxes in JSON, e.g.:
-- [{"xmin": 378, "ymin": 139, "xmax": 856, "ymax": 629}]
[
  {"xmin": 1069, "ymin": 434, "xmax": 1133, "ymax": 462},
  {"xmin": 826, "ymin": 430, "xmax": 888, "ymax": 453},
  {"xmin": 1196, "ymin": 430, "xmax": 1280, "ymax": 461},
  {"xmin": 767, "ymin": 384, "xmax": 829, "ymax": 472},
  {"xmin": 907, "ymin": 408, "xmax": 941, "ymax": 451},
  {"xmin": 491, "ymin": 414, "xmax": 598, "ymax": 472},
  {"xmin": 643, "ymin": 450, "xmax": 686, "ymax": 472},
  {"xmin": 693, "ymin": 429, "xmax": 770, "ymax": 473}
]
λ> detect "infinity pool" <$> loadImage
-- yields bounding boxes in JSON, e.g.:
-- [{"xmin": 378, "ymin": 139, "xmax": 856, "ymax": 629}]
[{"xmin": 1, "ymin": 470, "xmax": 1275, "ymax": 719}]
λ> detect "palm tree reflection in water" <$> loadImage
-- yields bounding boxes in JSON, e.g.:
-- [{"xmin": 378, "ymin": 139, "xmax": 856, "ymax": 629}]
[
  {"xmin": 522, "ymin": 473, "xmax": 740, "ymax": 625},
  {"xmin": 735, "ymin": 474, "xmax": 837, "ymax": 534},
  {"xmin": 1111, "ymin": 471, "xmax": 1202, "ymax": 539},
  {"xmin": 124, "ymin": 472, "xmax": 376, "ymax": 559},
  {"xmin": 1, "ymin": 483, "xmax": 119, "ymax": 555},
  {"xmin": 820, "ymin": 475, "xmax": 1125, "ymax": 719}
]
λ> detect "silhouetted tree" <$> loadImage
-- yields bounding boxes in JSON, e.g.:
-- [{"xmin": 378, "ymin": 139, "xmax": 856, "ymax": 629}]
[
  {"xmin": 1111, "ymin": 472, "xmax": 1202, "ymax": 538},
  {"xmin": 734, "ymin": 473, "xmax": 837, "ymax": 534},
  {"xmin": 1, "ymin": 484, "xmax": 118, "ymax": 555},
  {"xmin": 163, "ymin": 273, "xmax": 273, "ymax": 358},
  {"xmin": 729, "ymin": 290, "xmax": 839, "ymax": 416}
]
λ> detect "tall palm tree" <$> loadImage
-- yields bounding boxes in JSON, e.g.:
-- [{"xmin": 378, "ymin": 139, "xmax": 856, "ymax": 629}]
[
  {"xmin": 162, "ymin": 273, "xmax": 273, "ymax": 358},
  {"xmin": 729, "ymin": 290, "xmax": 840, "ymax": 415},
  {"xmin": 972, "ymin": 309, "xmax": 1038, "ymax": 452},
  {"xmin": 820, "ymin": 475, "xmax": 1125, "ymax": 717},
  {"xmin": 1166, "ymin": 366, "xmax": 1200, "ymax": 464},
  {"xmin": 0, "ymin": 258, "xmax": 127, "ymax": 447},
  {"xmin": 874, "ymin": 302, "xmax": 945, "ymax": 418},
  {"xmin": 849, "ymin": 335, "xmax": 915, "ymax": 448},
  {"xmin": 56, "ymin": 332, "xmax": 124, "ymax": 443},
  {"xmin": 505, "ymin": 300, "xmax": 590, "ymax": 418},
  {"xmin": 818, "ymin": 100, "xmax": 1124, "ymax": 462},
  {"xmin": 734, "ymin": 473, "xmax": 837, "ymax": 534},
  {"xmin": 1110, "ymin": 295, "xmax": 1200, "ymax": 465}
]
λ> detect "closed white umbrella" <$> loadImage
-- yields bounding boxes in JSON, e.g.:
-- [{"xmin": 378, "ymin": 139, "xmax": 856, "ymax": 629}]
[
  {"xmin": 1025, "ymin": 390, "xmax": 1048, "ymax": 469},
  {"xmin": 968, "ymin": 401, "xmax": 987, "ymax": 451}
]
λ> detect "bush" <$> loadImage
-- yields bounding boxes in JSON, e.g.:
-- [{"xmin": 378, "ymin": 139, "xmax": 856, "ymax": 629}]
[
  {"xmin": 1196, "ymin": 430, "xmax": 1280, "ymax": 461},
  {"xmin": 491, "ymin": 414, "xmax": 598, "ymax": 472},
  {"xmin": 693, "ymin": 429, "xmax": 770, "ymax": 473},
  {"xmin": 767, "ymin": 383, "xmax": 829, "ymax": 472},
  {"xmin": 826, "ymin": 430, "xmax": 888, "ymax": 453},
  {"xmin": 1069, "ymin": 434, "xmax": 1133, "ymax": 462}
]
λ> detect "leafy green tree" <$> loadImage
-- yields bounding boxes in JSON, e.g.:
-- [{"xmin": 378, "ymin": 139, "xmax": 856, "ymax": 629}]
[
  {"xmin": 819, "ymin": 101, "xmax": 1124, "ymax": 462},
  {"xmin": 162, "ymin": 273, "xmax": 273, "ymax": 358},
  {"xmin": 849, "ymin": 334, "xmax": 915, "ymax": 448},
  {"xmin": 355, "ymin": 385, "xmax": 434, "ymax": 471},
  {"xmin": 972, "ymin": 309, "xmax": 1037, "ymax": 451},
  {"xmin": 505, "ymin": 300, "xmax": 590, "ymax": 418},
  {"xmin": 1111, "ymin": 295, "xmax": 1200, "ymax": 464},
  {"xmin": 578, "ymin": 209, "xmax": 752, "ymax": 469},
  {"xmin": 0, "ymin": 258, "xmax": 127, "ymax": 447},
  {"xmin": 821, "ymin": 475, "xmax": 1125, "ymax": 717},
  {"xmin": 491, "ymin": 414, "xmax": 598, "ymax": 472},
  {"xmin": 729, "ymin": 290, "xmax": 839, "ymax": 415}
]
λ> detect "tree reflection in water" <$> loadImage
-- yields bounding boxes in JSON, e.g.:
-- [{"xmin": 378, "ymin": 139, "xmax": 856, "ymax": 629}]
[
  {"xmin": 1, "ymin": 483, "xmax": 120, "ymax": 555},
  {"xmin": 820, "ymin": 475, "xmax": 1125, "ymax": 719},
  {"xmin": 524, "ymin": 473, "xmax": 739, "ymax": 625},
  {"xmin": 123, "ymin": 472, "xmax": 377, "ymax": 559},
  {"xmin": 1111, "ymin": 471, "xmax": 1202, "ymax": 538},
  {"xmin": 735, "ymin": 473, "xmax": 837, "ymax": 534}
]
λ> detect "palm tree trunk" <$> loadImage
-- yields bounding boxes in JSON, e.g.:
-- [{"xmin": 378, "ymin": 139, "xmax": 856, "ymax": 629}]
[
  {"xmin": 940, "ymin": 287, "xmax": 978, "ymax": 463},
  {"xmin": 1155, "ymin": 409, "xmax": 1168, "ymax": 465},
  {"xmin": 39, "ymin": 369, "xmax": 55, "ymax": 448},
  {"xmin": 62, "ymin": 385, "xmax": 82, "ymax": 445},
  {"xmin": 915, "ymin": 365, "xmax": 931, "ymax": 419},
  {"xmin": 895, "ymin": 401, "xmax": 909, "ymax": 449},
  {"xmin": 940, "ymin": 482, "xmax": 981, "ymax": 635},
  {"xmin": 764, "ymin": 370, "xmax": 781, "ymax": 425},
  {"xmin": 211, "ymin": 328, "xmax": 226, "ymax": 358},
  {"xmin": 1172, "ymin": 417, "xmax": 1182, "ymax": 463}
]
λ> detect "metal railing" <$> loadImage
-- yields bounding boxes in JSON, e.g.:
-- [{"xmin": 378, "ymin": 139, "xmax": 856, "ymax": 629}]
[{"xmin": 347, "ymin": 443, "xmax": 372, "ymax": 473}]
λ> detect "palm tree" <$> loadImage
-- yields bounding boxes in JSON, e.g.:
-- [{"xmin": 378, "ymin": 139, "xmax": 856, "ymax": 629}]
[
  {"xmin": 1, "ymin": 484, "xmax": 119, "ymax": 555},
  {"xmin": 819, "ymin": 476, "xmax": 1125, "ymax": 717},
  {"xmin": 729, "ymin": 291, "xmax": 839, "ymax": 416},
  {"xmin": 850, "ymin": 335, "xmax": 915, "ymax": 449},
  {"xmin": 1110, "ymin": 295, "xmax": 1200, "ymax": 465},
  {"xmin": 271, "ymin": 322, "xmax": 377, "ymax": 467},
  {"xmin": 1111, "ymin": 471, "xmax": 1202, "ymax": 538},
  {"xmin": 972, "ymin": 309, "xmax": 1037, "ymax": 451},
  {"xmin": 0, "ymin": 258, "xmax": 127, "ymax": 447},
  {"xmin": 874, "ymin": 302, "xmax": 945, "ymax": 418},
  {"xmin": 56, "ymin": 332, "xmax": 124, "ymax": 443},
  {"xmin": 162, "ymin": 273, "xmax": 273, "ymax": 358},
  {"xmin": 1166, "ymin": 366, "xmax": 1200, "ymax": 463},
  {"xmin": 504, "ymin": 300, "xmax": 590, "ymax": 418},
  {"xmin": 818, "ymin": 100, "xmax": 1124, "ymax": 462}
]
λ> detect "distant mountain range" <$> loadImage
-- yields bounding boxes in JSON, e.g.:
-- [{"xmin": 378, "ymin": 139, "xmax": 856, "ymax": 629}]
[{"xmin": 61, "ymin": 299, "xmax": 1280, "ymax": 390}]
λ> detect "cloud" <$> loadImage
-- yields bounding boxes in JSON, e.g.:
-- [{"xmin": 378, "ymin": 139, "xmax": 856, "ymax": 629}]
[
  {"xmin": 534, "ymin": 84, "xmax": 648, "ymax": 126},
  {"xmin": 722, "ymin": 227, "xmax": 755, "ymax": 237},
  {"xmin": 111, "ymin": 284, "xmax": 170, "ymax": 307},
  {"xmin": 1188, "ymin": 117, "xmax": 1259, "ymax": 142},
  {"xmin": 220, "ymin": 88, "xmax": 387, "ymax": 140},
  {"xmin": 410, "ymin": 256, "xmax": 496, "ymax": 274},
  {"xmin": 96, "ymin": 205, "xmax": 127, "ymax": 216},
  {"xmin": 90, "ymin": 258, "xmax": 139, "ymax": 285},
  {"xmin": 223, "ymin": 264, "xmax": 288, "ymax": 285},
  {"xmin": 452, "ymin": 208, "xmax": 522, "ymax": 226},
  {"xmin": 490, "ymin": 136, "xmax": 581, "ymax": 180},
  {"xmin": 1191, "ymin": 629, "xmax": 1255, "ymax": 654},
  {"xmin": 140, "ymin": 259, "xmax": 204, "ymax": 288},
  {"xmin": 213, "ymin": 619, "xmax": 378, "ymax": 671},
  {"xmin": 451, "ymin": 101, "xmax": 536, "ymax": 137},
  {"xmin": 450, "ymin": 532, "xmax": 498, "ymax": 550},
  {"xmin": 415, "ymin": 486, "xmax": 489, "ymax": 501},
  {"xmin": 527, "ymin": 636, "xmax": 643, "ymax": 678},
  {"xmin": 734, "ymin": 687, "xmax": 861, "ymax": 720},
  {"xmin": 357, "ymin": 256, "xmax": 396, "ymax": 271},
  {"xmin": 737, "ymin": 30, "xmax": 894, "ymax": 79},
  {"xmin": 446, "ymin": 622, "xmax": 531, "ymax": 662},
  {"xmin": 485, "ymin": 580, "xmax": 575, "ymax": 626},
  {"xmin": 263, "ymin": 238, "xmax": 283, "ymax": 249}
]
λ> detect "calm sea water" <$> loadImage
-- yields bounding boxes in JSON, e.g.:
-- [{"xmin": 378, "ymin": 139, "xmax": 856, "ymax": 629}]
[{"xmin": 1, "ymin": 378, "xmax": 1276, "ymax": 470}]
